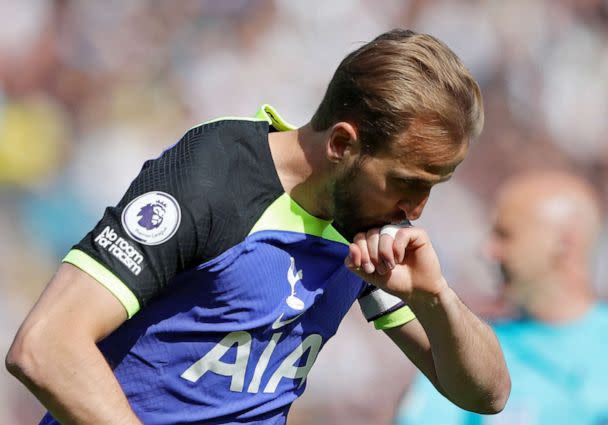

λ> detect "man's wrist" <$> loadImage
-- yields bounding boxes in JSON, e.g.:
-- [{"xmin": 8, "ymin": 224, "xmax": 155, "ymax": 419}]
[{"xmin": 406, "ymin": 277, "xmax": 453, "ymax": 314}]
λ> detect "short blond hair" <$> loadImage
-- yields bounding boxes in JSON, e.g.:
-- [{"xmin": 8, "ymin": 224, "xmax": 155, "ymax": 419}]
[{"xmin": 311, "ymin": 29, "xmax": 484, "ymax": 154}]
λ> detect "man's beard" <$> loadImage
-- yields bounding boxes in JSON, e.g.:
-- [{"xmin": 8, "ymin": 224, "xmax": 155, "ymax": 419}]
[{"xmin": 331, "ymin": 159, "xmax": 372, "ymax": 241}]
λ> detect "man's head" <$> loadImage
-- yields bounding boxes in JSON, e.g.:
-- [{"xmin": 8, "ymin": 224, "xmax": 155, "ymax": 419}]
[
  {"xmin": 312, "ymin": 29, "xmax": 483, "ymax": 156},
  {"xmin": 310, "ymin": 29, "xmax": 483, "ymax": 237},
  {"xmin": 486, "ymin": 171, "xmax": 602, "ymax": 313}
]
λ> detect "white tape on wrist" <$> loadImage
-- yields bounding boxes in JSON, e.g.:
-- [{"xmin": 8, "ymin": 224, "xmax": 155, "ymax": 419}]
[
  {"xmin": 358, "ymin": 287, "xmax": 405, "ymax": 321},
  {"xmin": 379, "ymin": 220, "xmax": 412, "ymax": 238}
]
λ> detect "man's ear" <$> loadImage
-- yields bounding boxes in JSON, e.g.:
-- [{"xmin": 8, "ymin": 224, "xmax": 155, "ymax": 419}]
[{"xmin": 326, "ymin": 122, "xmax": 358, "ymax": 163}]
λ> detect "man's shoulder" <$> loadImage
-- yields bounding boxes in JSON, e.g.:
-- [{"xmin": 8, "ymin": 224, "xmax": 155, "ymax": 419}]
[
  {"xmin": 184, "ymin": 103, "xmax": 296, "ymax": 142},
  {"xmin": 186, "ymin": 114, "xmax": 270, "ymax": 139},
  {"xmin": 590, "ymin": 302, "xmax": 608, "ymax": 325},
  {"xmin": 165, "ymin": 114, "xmax": 274, "ymax": 191},
  {"xmin": 490, "ymin": 317, "xmax": 528, "ymax": 334}
]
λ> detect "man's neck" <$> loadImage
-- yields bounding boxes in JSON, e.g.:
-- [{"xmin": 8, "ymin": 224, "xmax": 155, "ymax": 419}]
[
  {"xmin": 524, "ymin": 275, "xmax": 595, "ymax": 324},
  {"xmin": 267, "ymin": 124, "xmax": 334, "ymax": 219}
]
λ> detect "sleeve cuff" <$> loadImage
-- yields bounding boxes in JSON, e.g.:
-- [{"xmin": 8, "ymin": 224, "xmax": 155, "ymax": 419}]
[
  {"xmin": 359, "ymin": 286, "xmax": 408, "ymax": 321},
  {"xmin": 62, "ymin": 249, "xmax": 141, "ymax": 319},
  {"xmin": 373, "ymin": 306, "xmax": 416, "ymax": 330}
]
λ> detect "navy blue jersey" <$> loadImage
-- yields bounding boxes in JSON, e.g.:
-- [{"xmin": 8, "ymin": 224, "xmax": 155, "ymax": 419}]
[{"xmin": 40, "ymin": 105, "xmax": 415, "ymax": 425}]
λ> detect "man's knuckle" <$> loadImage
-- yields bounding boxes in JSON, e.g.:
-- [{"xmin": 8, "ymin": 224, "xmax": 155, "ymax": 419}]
[
  {"xmin": 379, "ymin": 246, "xmax": 392, "ymax": 258},
  {"xmin": 354, "ymin": 233, "xmax": 366, "ymax": 243}
]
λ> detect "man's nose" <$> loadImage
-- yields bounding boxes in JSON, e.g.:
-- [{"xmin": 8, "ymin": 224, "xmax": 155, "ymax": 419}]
[{"xmin": 397, "ymin": 194, "xmax": 429, "ymax": 221}]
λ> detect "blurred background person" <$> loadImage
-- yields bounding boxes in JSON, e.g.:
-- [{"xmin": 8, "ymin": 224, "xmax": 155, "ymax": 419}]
[
  {"xmin": 1, "ymin": 1, "xmax": 607, "ymax": 424},
  {"xmin": 394, "ymin": 170, "xmax": 608, "ymax": 425}
]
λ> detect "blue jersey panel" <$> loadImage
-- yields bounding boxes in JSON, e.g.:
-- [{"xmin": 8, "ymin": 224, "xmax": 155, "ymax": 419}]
[{"xmin": 85, "ymin": 230, "xmax": 364, "ymax": 425}]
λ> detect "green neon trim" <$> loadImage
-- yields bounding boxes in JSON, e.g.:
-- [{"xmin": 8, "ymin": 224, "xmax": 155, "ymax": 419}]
[
  {"xmin": 255, "ymin": 104, "xmax": 297, "ymax": 131},
  {"xmin": 249, "ymin": 193, "xmax": 348, "ymax": 245},
  {"xmin": 62, "ymin": 249, "xmax": 141, "ymax": 319},
  {"xmin": 374, "ymin": 306, "xmax": 416, "ymax": 330},
  {"xmin": 188, "ymin": 104, "xmax": 297, "ymax": 132}
]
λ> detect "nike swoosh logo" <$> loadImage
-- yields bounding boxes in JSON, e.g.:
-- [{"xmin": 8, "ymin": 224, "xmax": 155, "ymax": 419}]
[{"xmin": 271, "ymin": 312, "xmax": 305, "ymax": 330}]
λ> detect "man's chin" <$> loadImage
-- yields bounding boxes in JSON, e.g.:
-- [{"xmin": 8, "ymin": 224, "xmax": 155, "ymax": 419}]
[
  {"xmin": 353, "ymin": 222, "xmax": 388, "ymax": 235},
  {"xmin": 334, "ymin": 217, "xmax": 393, "ymax": 240},
  {"xmin": 359, "ymin": 218, "xmax": 396, "ymax": 231},
  {"xmin": 334, "ymin": 222, "xmax": 377, "ymax": 241}
]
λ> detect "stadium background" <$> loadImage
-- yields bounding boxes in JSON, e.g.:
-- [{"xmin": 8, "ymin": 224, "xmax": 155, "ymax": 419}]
[{"xmin": 0, "ymin": 1, "xmax": 606, "ymax": 424}]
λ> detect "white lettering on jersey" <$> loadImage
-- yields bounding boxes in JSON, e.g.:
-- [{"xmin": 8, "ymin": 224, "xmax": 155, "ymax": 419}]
[
  {"xmin": 247, "ymin": 332, "xmax": 282, "ymax": 393},
  {"xmin": 94, "ymin": 226, "xmax": 143, "ymax": 275},
  {"xmin": 264, "ymin": 334, "xmax": 322, "ymax": 393},
  {"xmin": 180, "ymin": 331, "xmax": 323, "ymax": 394},
  {"xmin": 180, "ymin": 331, "xmax": 251, "ymax": 392}
]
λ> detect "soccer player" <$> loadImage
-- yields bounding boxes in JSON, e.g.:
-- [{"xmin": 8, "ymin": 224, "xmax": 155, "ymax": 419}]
[
  {"xmin": 394, "ymin": 171, "xmax": 608, "ymax": 425},
  {"xmin": 7, "ymin": 29, "xmax": 510, "ymax": 425}
]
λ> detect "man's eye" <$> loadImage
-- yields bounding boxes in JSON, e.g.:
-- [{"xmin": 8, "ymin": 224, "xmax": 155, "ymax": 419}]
[{"xmin": 398, "ymin": 179, "xmax": 429, "ymax": 191}]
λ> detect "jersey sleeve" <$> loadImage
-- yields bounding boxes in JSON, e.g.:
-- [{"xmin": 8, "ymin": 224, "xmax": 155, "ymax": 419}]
[
  {"xmin": 63, "ymin": 125, "xmax": 225, "ymax": 318},
  {"xmin": 358, "ymin": 284, "xmax": 416, "ymax": 330}
]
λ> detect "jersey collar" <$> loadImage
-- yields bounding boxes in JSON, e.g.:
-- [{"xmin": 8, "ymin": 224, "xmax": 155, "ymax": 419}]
[{"xmin": 255, "ymin": 104, "xmax": 297, "ymax": 132}]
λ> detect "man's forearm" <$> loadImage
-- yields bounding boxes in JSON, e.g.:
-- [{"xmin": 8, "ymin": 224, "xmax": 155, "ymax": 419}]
[
  {"xmin": 407, "ymin": 281, "xmax": 510, "ymax": 413},
  {"xmin": 7, "ymin": 327, "xmax": 142, "ymax": 425}
]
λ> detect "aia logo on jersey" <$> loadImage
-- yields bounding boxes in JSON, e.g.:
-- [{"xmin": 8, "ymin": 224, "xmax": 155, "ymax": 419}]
[{"xmin": 122, "ymin": 191, "xmax": 181, "ymax": 245}]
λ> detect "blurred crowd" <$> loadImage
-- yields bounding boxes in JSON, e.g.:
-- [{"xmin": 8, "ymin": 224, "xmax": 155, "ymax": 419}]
[{"xmin": 1, "ymin": 1, "xmax": 607, "ymax": 424}]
